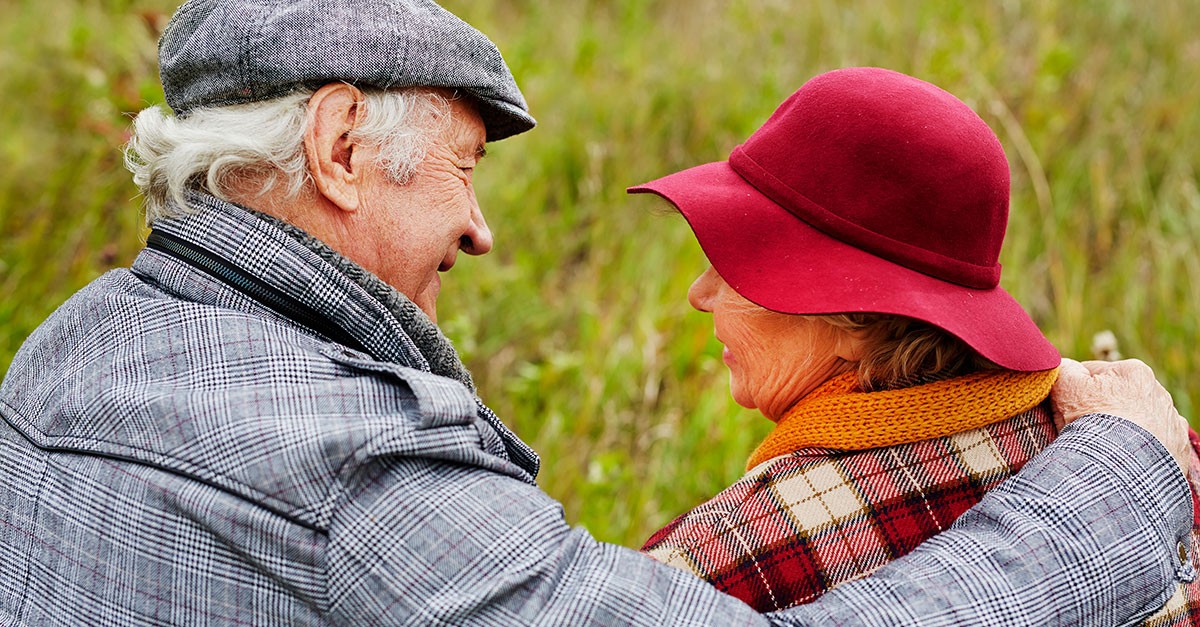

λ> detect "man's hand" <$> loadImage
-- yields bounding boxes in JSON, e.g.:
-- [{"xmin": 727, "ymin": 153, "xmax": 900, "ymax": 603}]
[{"xmin": 1052, "ymin": 357, "xmax": 1191, "ymax": 474}]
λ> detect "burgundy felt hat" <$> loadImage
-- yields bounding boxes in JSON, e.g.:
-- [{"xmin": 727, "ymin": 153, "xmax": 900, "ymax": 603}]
[{"xmin": 629, "ymin": 67, "xmax": 1059, "ymax": 371}]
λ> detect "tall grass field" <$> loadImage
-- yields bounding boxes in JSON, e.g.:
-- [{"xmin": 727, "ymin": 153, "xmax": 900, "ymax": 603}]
[{"xmin": 1, "ymin": 0, "xmax": 1197, "ymax": 548}]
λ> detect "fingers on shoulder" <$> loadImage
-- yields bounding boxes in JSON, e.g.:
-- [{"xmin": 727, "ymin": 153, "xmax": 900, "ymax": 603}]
[{"xmin": 1076, "ymin": 358, "xmax": 1145, "ymax": 375}]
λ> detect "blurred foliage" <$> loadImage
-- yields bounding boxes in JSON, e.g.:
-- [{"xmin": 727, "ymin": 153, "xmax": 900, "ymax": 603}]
[{"xmin": 1, "ymin": 0, "xmax": 1197, "ymax": 547}]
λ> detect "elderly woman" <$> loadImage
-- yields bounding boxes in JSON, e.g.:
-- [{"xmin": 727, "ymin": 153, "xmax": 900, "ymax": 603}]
[{"xmin": 631, "ymin": 68, "xmax": 1200, "ymax": 622}]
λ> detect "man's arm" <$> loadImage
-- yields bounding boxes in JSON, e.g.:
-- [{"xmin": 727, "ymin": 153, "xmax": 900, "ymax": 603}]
[
  {"xmin": 773, "ymin": 413, "xmax": 1191, "ymax": 626},
  {"xmin": 325, "ymin": 358, "xmax": 1192, "ymax": 625},
  {"xmin": 772, "ymin": 357, "xmax": 1195, "ymax": 625}
]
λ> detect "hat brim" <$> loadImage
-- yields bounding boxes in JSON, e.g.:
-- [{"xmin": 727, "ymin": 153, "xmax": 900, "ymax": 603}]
[
  {"xmin": 468, "ymin": 93, "xmax": 536, "ymax": 142},
  {"xmin": 629, "ymin": 161, "xmax": 1060, "ymax": 372}
]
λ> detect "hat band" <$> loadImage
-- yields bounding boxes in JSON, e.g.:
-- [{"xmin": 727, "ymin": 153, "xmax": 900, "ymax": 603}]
[{"xmin": 728, "ymin": 146, "xmax": 1002, "ymax": 289}]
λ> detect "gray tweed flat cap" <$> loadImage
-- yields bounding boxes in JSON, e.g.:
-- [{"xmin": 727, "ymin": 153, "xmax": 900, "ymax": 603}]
[{"xmin": 159, "ymin": 0, "xmax": 535, "ymax": 141}]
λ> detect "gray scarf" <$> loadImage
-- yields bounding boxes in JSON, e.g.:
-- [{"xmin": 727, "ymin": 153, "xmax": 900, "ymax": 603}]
[{"xmin": 252, "ymin": 211, "xmax": 477, "ymax": 393}]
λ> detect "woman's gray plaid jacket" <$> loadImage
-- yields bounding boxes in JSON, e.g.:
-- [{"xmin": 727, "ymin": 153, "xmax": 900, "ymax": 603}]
[{"xmin": 0, "ymin": 193, "xmax": 1191, "ymax": 625}]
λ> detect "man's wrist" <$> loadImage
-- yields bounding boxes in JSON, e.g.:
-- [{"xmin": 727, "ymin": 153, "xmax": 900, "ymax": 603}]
[{"xmin": 1059, "ymin": 412, "xmax": 1195, "ymax": 590}]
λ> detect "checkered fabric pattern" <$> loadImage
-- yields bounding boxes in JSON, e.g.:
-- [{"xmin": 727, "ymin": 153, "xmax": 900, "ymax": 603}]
[
  {"xmin": 645, "ymin": 405, "xmax": 1057, "ymax": 610},
  {"xmin": 645, "ymin": 404, "xmax": 1200, "ymax": 625},
  {"xmin": 0, "ymin": 193, "xmax": 1193, "ymax": 625},
  {"xmin": 1143, "ymin": 429, "xmax": 1200, "ymax": 626}
]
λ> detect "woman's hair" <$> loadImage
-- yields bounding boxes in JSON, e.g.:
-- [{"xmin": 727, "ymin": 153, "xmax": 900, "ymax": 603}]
[
  {"xmin": 818, "ymin": 313, "xmax": 997, "ymax": 391},
  {"xmin": 124, "ymin": 86, "xmax": 449, "ymax": 224}
]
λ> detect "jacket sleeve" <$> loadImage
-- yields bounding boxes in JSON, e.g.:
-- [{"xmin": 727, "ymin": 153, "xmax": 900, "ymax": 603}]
[
  {"xmin": 772, "ymin": 413, "xmax": 1193, "ymax": 626},
  {"xmin": 324, "ymin": 413, "xmax": 1192, "ymax": 626},
  {"xmin": 324, "ymin": 453, "xmax": 770, "ymax": 625}
]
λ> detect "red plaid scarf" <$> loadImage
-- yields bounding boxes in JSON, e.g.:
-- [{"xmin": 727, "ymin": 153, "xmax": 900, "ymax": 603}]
[{"xmin": 644, "ymin": 379, "xmax": 1200, "ymax": 624}]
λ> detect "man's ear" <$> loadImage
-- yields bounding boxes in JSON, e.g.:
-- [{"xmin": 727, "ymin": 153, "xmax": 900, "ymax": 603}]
[{"xmin": 304, "ymin": 82, "xmax": 366, "ymax": 212}]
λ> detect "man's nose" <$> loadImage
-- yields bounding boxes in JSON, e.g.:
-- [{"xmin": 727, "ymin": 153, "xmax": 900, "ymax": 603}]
[{"xmin": 460, "ymin": 204, "xmax": 493, "ymax": 255}]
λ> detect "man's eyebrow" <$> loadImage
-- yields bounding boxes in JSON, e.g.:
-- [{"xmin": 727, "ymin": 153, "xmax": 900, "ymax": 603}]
[{"xmin": 475, "ymin": 145, "xmax": 488, "ymax": 160}]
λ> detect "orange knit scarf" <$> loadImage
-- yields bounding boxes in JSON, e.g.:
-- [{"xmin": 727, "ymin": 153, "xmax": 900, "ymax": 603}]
[{"xmin": 746, "ymin": 368, "xmax": 1060, "ymax": 469}]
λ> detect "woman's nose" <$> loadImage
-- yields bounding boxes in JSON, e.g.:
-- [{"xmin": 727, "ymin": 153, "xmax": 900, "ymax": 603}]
[{"xmin": 688, "ymin": 266, "xmax": 718, "ymax": 312}]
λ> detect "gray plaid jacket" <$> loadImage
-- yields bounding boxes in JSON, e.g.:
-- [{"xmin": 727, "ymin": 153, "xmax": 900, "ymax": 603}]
[{"xmin": 0, "ymin": 193, "xmax": 1191, "ymax": 625}]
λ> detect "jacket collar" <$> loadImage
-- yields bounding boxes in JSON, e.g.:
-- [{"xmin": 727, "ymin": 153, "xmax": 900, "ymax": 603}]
[
  {"xmin": 148, "ymin": 193, "xmax": 446, "ymax": 375},
  {"xmin": 142, "ymin": 193, "xmax": 540, "ymax": 476}
]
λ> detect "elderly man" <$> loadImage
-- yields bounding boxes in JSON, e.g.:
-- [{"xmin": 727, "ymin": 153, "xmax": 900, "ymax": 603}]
[{"xmin": 0, "ymin": 0, "xmax": 1192, "ymax": 624}]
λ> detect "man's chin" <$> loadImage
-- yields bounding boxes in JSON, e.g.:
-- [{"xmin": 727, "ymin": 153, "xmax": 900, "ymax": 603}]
[{"xmin": 414, "ymin": 275, "xmax": 441, "ymax": 323}]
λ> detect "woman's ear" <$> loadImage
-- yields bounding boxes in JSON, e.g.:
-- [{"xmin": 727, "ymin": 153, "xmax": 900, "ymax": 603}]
[
  {"xmin": 835, "ymin": 326, "xmax": 871, "ymax": 364},
  {"xmin": 304, "ymin": 82, "xmax": 366, "ymax": 213}
]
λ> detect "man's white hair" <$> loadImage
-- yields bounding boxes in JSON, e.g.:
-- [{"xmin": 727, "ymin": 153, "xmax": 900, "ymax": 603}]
[{"xmin": 124, "ymin": 86, "xmax": 449, "ymax": 224}]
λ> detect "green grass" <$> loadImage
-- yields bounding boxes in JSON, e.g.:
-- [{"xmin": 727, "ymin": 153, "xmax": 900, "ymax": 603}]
[{"xmin": 1, "ymin": 0, "xmax": 1197, "ymax": 548}]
